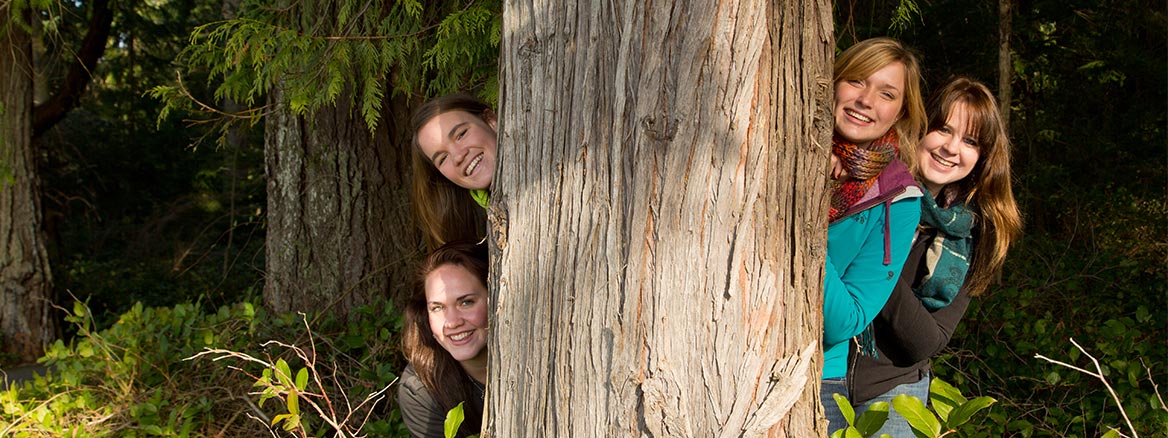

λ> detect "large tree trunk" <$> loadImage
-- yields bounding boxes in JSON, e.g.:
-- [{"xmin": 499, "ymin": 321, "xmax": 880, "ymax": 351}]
[
  {"xmin": 0, "ymin": 7, "xmax": 55, "ymax": 363},
  {"xmin": 262, "ymin": 85, "xmax": 419, "ymax": 316},
  {"xmin": 488, "ymin": 1, "xmax": 833, "ymax": 436},
  {"xmin": 998, "ymin": 0, "xmax": 1012, "ymax": 129}
]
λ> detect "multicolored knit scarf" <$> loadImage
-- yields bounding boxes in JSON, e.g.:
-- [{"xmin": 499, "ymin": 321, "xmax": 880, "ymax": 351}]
[
  {"xmin": 829, "ymin": 130, "xmax": 899, "ymax": 222},
  {"xmin": 914, "ymin": 189, "xmax": 974, "ymax": 310}
]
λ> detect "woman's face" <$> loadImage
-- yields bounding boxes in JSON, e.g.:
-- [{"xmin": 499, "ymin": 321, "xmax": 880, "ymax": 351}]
[
  {"xmin": 425, "ymin": 264, "xmax": 489, "ymax": 363},
  {"xmin": 917, "ymin": 102, "xmax": 981, "ymax": 196},
  {"xmin": 834, "ymin": 62, "xmax": 907, "ymax": 147},
  {"xmin": 416, "ymin": 110, "xmax": 498, "ymax": 190}
]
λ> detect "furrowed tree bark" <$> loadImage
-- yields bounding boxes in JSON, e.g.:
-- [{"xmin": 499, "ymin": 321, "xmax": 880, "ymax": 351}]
[
  {"xmin": 0, "ymin": 6, "xmax": 55, "ymax": 363},
  {"xmin": 489, "ymin": 1, "xmax": 833, "ymax": 436},
  {"xmin": 998, "ymin": 0, "xmax": 1013, "ymax": 129},
  {"xmin": 262, "ymin": 84, "xmax": 419, "ymax": 317}
]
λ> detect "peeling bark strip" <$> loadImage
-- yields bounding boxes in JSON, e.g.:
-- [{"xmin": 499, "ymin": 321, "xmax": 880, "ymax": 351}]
[
  {"xmin": 1, "ymin": 5, "xmax": 56, "ymax": 363},
  {"xmin": 489, "ymin": 1, "xmax": 833, "ymax": 436}
]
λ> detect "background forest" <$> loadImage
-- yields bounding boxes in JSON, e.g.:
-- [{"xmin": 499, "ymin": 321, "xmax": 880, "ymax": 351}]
[{"xmin": 0, "ymin": 0, "xmax": 1163, "ymax": 436}]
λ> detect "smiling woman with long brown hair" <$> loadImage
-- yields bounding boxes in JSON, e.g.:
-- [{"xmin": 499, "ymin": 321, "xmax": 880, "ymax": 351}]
[
  {"xmin": 409, "ymin": 94, "xmax": 497, "ymax": 250},
  {"xmin": 398, "ymin": 241, "xmax": 489, "ymax": 437}
]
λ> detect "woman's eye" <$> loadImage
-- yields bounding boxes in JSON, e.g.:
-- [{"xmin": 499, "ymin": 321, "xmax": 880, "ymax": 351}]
[
  {"xmin": 429, "ymin": 305, "xmax": 443, "ymax": 313},
  {"xmin": 963, "ymin": 137, "xmax": 979, "ymax": 147},
  {"xmin": 456, "ymin": 129, "xmax": 467, "ymax": 140},
  {"xmin": 847, "ymin": 79, "xmax": 863, "ymax": 86},
  {"xmin": 881, "ymin": 92, "xmax": 895, "ymax": 100},
  {"xmin": 460, "ymin": 299, "xmax": 475, "ymax": 307},
  {"xmin": 938, "ymin": 127, "xmax": 952, "ymax": 135},
  {"xmin": 435, "ymin": 154, "xmax": 447, "ymax": 166}
]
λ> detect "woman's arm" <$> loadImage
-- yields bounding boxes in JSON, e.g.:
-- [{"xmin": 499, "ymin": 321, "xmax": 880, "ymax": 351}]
[
  {"xmin": 875, "ymin": 265, "xmax": 973, "ymax": 365},
  {"xmin": 397, "ymin": 367, "xmax": 447, "ymax": 438},
  {"xmin": 823, "ymin": 198, "xmax": 921, "ymax": 346}
]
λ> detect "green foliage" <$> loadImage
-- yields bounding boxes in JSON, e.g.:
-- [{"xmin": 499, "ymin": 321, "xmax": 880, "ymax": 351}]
[
  {"xmin": 155, "ymin": 0, "xmax": 501, "ymax": 135},
  {"xmin": 934, "ymin": 225, "xmax": 1167, "ymax": 437},
  {"xmin": 0, "ymin": 300, "xmax": 259, "ymax": 436},
  {"xmin": 887, "ymin": 0, "xmax": 923, "ymax": 36},
  {"xmin": 832, "ymin": 378, "xmax": 996, "ymax": 438},
  {"xmin": 444, "ymin": 402, "xmax": 465, "ymax": 438},
  {"xmin": 0, "ymin": 299, "xmax": 411, "ymax": 437}
]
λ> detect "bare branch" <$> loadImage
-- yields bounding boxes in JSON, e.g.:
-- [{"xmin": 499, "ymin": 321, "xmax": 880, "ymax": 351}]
[{"xmin": 1034, "ymin": 338, "xmax": 1140, "ymax": 438}]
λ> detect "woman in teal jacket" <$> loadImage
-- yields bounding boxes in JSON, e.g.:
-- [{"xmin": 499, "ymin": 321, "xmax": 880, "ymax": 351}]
[{"xmin": 820, "ymin": 37, "xmax": 927, "ymax": 433}]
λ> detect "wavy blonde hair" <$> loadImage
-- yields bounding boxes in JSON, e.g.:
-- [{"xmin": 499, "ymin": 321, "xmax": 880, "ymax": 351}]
[
  {"xmin": 409, "ymin": 94, "xmax": 492, "ymax": 250},
  {"xmin": 834, "ymin": 37, "xmax": 927, "ymax": 169},
  {"xmin": 921, "ymin": 77, "xmax": 1023, "ymax": 296}
]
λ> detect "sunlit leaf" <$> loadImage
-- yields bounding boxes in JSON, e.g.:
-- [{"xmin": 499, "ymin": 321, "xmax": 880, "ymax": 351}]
[
  {"xmin": 287, "ymin": 391, "xmax": 299, "ymax": 417},
  {"xmin": 275, "ymin": 359, "xmax": 293, "ymax": 387},
  {"xmin": 946, "ymin": 396, "xmax": 995, "ymax": 428},
  {"xmin": 891, "ymin": 394, "xmax": 941, "ymax": 438},
  {"xmin": 295, "ymin": 368, "xmax": 309, "ymax": 391},
  {"xmin": 444, "ymin": 402, "xmax": 466, "ymax": 438},
  {"xmin": 833, "ymin": 392, "xmax": 857, "ymax": 425},
  {"xmin": 855, "ymin": 401, "xmax": 890, "ymax": 436},
  {"xmin": 929, "ymin": 378, "xmax": 963, "ymax": 421}
]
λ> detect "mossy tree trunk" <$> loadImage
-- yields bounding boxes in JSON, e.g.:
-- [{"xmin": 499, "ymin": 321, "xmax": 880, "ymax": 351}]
[
  {"xmin": 262, "ymin": 84, "xmax": 420, "ymax": 317},
  {"xmin": 488, "ymin": 0, "xmax": 833, "ymax": 436},
  {"xmin": 0, "ymin": 7, "xmax": 54, "ymax": 363}
]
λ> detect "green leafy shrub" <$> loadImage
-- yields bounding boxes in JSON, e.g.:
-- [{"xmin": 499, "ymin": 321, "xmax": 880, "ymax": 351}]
[
  {"xmin": 0, "ymin": 300, "xmax": 410, "ymax": 437},
  {"xmin": 935, "ymin": 225, "xmax": 1167, "ymax": 437},
  {"xmin": 831, "ymin": 378, "xmax": 996, "ymax": 438}
]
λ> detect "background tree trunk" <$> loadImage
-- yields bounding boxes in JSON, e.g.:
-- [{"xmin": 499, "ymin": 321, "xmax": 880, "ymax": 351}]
[
  {"xmin": 489, "ymin": 1, "xmax": 832, "ymax": 436},
  {"xmin": 262, "ymin": 85, "xmax": 419, "ymax": 317},
  {"xmin": 0, "ymin": 7, "xmax": 55, "ymax": 363},
  {"xmin": 998, "ymin": 0, "xmax": 1013, "ymax": 129}
]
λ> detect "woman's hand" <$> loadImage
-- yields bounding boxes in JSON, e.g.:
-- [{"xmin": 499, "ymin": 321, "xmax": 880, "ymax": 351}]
[{"xmin": 830, "ymin": 153, "xmax": 850, "ymax": 181}]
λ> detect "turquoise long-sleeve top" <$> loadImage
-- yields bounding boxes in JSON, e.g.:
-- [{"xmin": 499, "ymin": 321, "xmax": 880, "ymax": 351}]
[{"xmin": 822, "ymin": 196, "xmax": 921, "ymax": 379}]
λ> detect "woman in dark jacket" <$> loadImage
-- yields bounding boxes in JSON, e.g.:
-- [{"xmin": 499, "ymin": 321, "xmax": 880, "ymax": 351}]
[
  {"xmin": 398, "ymin": 241, "xmax": 490, "ymax": 438},
  {"xmin": 847, "ymin": 77, "xmax": 1023, "ymax": 436}
]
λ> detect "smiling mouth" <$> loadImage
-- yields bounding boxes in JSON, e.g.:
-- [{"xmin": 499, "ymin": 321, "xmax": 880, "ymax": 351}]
[
  {"xmin": 846, "ymin": 109, "xmax": 873, "ymax": 123},
  {"xmin": 449, "ymin": 331, "xmax": 473, "ymax": 342},
  {"xmin": 931, "ymin": 152, "xmax": 957, "ymax": 168},
  {"xmin": 462, "ymin": 153, "xmax": 481, "ymax": 176}
]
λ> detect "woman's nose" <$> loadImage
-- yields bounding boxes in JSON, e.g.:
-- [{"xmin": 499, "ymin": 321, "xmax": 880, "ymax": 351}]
[
  {"xmin": 943, "ymin": 136, "xmax": 962, "ymax": 153},
  {"xmin": 444, "ymin": 312, "xmax": 464, "ymax": 328},
  {"xmin": 855, "ymin": 90, "xmax": 873, "ymax": 108}
]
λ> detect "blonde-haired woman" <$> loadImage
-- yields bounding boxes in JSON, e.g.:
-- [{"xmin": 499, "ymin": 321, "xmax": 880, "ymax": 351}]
[{"xmin": 821, "ymin": 37, "xmax": 927, "ymax": 432}]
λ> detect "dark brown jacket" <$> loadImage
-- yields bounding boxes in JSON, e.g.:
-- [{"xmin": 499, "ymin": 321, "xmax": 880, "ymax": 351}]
[{"xmin": 848, "ymin": 227, "xmax": 973, "ymax": 404}]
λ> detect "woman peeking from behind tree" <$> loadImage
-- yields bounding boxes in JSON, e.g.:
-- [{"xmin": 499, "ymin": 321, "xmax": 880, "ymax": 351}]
[
  {"xmin": 411, "ymin": 94, "xmax": 498, "ymax": 250},
  {"xmin": 820, "ymin": 37, "xmax": 927, "ymax": 432},
  {"xmin": 398, "ymin": 241, "xmax": 489, "ymax": 438},
  {"xmin": 844, "ymin": 77, "xmax": 1023, "ymax": 436}
]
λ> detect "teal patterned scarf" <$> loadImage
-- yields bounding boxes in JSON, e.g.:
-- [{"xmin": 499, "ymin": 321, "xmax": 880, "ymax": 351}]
[{"xmin": 915, "ymin": 190, "xmax": 974, "ymax": 310}]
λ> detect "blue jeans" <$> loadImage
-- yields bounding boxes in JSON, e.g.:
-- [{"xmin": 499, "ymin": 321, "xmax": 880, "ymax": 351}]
[
  {"xmin": 821, "ymin": 378, "xmax": 849, "ymax": 435},
  {"xmin": 853, "ymin": 372, "xmax": 931, "ymax": 437}
]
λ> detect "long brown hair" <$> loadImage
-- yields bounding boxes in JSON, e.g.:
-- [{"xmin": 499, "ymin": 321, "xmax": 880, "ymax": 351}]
[
  {"xmin": 409, "ymin": 94, "xmax": 493, "ymax": 250},
  {"xmin": 401, "ymin": 240, "xmax": 489, "ymax": 435},
  {"xmin": 834, "ymin": 37, "xmax": 927, "ymax": 169},
  {"xmin": 922, "ymin": 77, "xmax": 1023, "ymax": 296}
]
